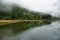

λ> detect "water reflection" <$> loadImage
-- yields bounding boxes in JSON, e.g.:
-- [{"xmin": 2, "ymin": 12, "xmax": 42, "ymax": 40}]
[
  {"xmin": 1, "ymin": 21, "xmax": 60, "ymax": 40},
  {"xmin": 20, "ymin": 21, "xmax": 60, "ymax": 40}
]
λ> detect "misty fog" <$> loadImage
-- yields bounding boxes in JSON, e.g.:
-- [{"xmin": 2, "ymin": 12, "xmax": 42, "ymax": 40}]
[
  {"xmin": 0, "ymin": 0, "xmax": 60, "ymax": 40},
  {"xmin": 0, "ymin": 0, "xmax": 60, "ymax": 17}
]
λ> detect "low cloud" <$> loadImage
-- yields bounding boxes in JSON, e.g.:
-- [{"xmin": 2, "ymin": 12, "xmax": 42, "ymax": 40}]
[{"xmin": 0, "ymin": 0, "xmax": 60, "ymax": 17}]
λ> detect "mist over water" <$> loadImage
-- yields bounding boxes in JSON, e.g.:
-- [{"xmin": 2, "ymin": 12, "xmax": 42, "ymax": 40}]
[
  {"xmin": 0, "ymin": 0, "xmax": 60, "ymax": 17},
  {"xmin": 0, "ymin": 0, "xmax": 60, "ymax": 40}
]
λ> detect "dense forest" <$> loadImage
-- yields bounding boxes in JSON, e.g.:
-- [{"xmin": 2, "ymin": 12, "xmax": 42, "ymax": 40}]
[{"xmin": 0, "ymin": 5, "xmax": 52, "ymax": 20}]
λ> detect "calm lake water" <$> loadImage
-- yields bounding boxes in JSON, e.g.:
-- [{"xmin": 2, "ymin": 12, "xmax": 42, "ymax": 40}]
[{"xmin": 1, "ymin": 20, "xmax": 60, "ymax": 40}]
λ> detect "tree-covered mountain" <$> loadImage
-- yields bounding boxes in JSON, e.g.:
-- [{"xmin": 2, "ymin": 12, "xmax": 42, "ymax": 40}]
[{"xmin": 0, "ymin": 4, "xmax": 52, "ymax": 20}]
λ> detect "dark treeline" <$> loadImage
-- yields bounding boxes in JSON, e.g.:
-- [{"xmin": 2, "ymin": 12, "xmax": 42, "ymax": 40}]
[{"xmin": 0, "ymin": 5, "xmax": 52, "ymax": 20}]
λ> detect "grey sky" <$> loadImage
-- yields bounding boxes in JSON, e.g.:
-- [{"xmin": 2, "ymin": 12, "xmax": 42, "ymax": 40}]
[
  {"xmin": 1, "ymin": 0, "xmax": 60, "ymax": 17},
  {"xmin": 3, "ymin": 0, "xmax": 57, "ymax": 12}
]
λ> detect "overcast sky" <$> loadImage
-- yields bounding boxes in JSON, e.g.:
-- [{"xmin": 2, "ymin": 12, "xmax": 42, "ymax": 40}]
[
  {"xmin": 1, "ymin": 0, "xmax": 60, "ymax": 17},
  {"xmin": 3, "ymin": 0, "xmax": 58, "ymax": 12}
]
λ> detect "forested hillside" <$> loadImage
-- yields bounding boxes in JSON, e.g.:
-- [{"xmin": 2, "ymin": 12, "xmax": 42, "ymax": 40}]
[{"xmin": 0, "ymin": 5, "xmax": 51, "ymax": 20}]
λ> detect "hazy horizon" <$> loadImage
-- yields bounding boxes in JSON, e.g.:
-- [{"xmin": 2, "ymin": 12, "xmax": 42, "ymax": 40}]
[{"xmin": 0, "ymin": 0, "xmax": 60, "ymax": 17}]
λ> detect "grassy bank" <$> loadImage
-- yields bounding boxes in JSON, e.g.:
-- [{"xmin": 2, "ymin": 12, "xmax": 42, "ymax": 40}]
[{"xmin": 0, "ymin": 20, "xmax": 51, "ymax": 33}]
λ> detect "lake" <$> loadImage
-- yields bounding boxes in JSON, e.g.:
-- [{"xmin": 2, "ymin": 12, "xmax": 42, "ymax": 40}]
[{"xmin": 0, "ymin": 20, "xmax": 60, "ymax": 40}]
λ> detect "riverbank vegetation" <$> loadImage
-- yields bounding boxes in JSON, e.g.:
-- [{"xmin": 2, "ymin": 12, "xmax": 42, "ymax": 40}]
[
  {"xmin": 0, "ymin": 4, "xmax": 57, "ymax": 34},
  {"xmin": 0, "ymin": 4, "xmax": 52, "ymax": 20}
]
